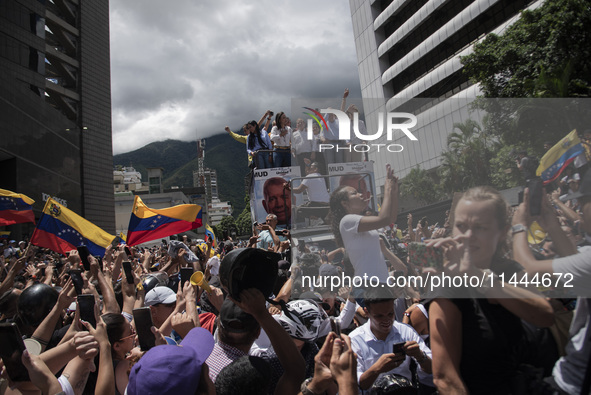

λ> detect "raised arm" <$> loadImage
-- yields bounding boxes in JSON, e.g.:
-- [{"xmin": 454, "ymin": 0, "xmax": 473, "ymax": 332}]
[
  {"xmin": 225, "ymin": 126, "xmax": 247, "ymax": 144},
  {"xmin": 340, "ymin": 89, "xmax": 349, "ymax": 112},
  {"xmin": 358, "ymin": 165, "xmax": 399, "ymax": 232},
  {"xmin": 89, "ymin": 255, "xmax": 120, "ymax": 314},
  {"xmin": 32, "ymin": 279, "xmax": 76, "ymax": 352},
  {"xmin": 234, "ymin": 288, "xmax": 305, "ymax": 395}
]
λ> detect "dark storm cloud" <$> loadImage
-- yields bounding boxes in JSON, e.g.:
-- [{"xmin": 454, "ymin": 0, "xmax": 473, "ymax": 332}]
[{"xmin": 110, "ymin": 0, "xmax": 360, "ymax": 154}]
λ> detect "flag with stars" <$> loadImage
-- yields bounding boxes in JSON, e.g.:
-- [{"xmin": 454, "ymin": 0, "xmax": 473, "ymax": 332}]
[
  {"xmin": 126, "ymin": 195, "xmax": 202, "ymax": 246},
  {"xmin": 0, "ymin": 188, "xmax": 35, "ymax": 226},
  {"xmin": 537, "ymin": 129, "xmax": 584, "ymax": 184},
  {"xmin": 30, "ymin": 198, "xmax": 116, "ymax": 256}
]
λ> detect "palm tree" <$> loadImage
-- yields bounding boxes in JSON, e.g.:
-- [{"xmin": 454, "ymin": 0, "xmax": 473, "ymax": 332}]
[{"xmin": 439, "ymin": 120, "xmax": 494, "ymax": 194}]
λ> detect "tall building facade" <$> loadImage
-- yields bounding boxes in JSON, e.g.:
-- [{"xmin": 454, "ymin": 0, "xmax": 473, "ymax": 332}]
[
  {"xmin": 0, "ymin": 0, "xmax": 114, "ymax": 234},
  {"xmin": 349, "ymin": 0, "xmax": 541, "ymax": 186}
]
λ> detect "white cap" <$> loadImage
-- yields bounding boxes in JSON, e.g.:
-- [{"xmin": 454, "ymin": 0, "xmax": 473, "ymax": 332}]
[{"xmin": 144, "ymin": 286, "xmax": 176, "ymax": 306}]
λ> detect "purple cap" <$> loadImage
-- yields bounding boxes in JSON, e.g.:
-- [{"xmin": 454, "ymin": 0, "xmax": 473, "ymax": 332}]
[{"xmin": 126, "ymin": 327, "xmax": 214, "ymax": 394}]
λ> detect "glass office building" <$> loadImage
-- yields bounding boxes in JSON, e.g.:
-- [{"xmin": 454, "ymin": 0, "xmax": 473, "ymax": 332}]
[
  {"xmin": 0, "ymin": 0, "xmax": 115, "ymax": 235},
  {"xmin": 349, "ymin": 0, "xmax": 542, "ymax": 190}
]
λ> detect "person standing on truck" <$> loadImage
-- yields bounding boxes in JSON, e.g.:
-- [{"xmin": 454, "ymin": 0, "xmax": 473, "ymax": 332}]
[{"xmin": 329, "ymin": 165, "xmax": 399, "ymax": 286}]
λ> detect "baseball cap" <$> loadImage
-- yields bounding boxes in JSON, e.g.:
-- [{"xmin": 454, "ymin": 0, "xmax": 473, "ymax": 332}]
[
  {"xmin": 319, "ymin": 263, "xmax": 339, "ymax": 278},
  {"xmin": 564, "ymin": 170, "xmax": 591, "ymax": 201},
  {"xmin": 218, "ymin": 298, "xmax": 259, "ymax": 333},
  {"xmin": 144, "ymin": 286, "xmax": 176, "ymax": 306},
  {"xmin": 127, "ymin": 327, "xmax": 214, "ymax": 395}
]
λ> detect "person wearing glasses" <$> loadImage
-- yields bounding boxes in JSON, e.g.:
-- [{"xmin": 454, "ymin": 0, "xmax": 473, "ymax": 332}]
[{"xmin": 102, "ymin": 313, "xmax": 136, "ymax": 394}]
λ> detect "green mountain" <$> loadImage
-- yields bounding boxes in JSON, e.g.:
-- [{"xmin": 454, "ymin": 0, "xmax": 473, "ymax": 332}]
[{"xmin": 113, "ymin": 134, "xmax": 250, "ymax": 216}]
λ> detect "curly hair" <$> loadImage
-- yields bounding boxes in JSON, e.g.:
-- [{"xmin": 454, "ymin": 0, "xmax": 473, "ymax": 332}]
[{"xmin": 328, "ymin": 185, "xmax": 352, "ymax": 248}]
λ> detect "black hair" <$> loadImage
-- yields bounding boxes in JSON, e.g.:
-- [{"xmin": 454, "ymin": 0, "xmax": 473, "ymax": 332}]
[
  {"xmin": 363, "ymin": 287, "xmax": 395, "ymax": 311},
  {"xmin": 101, "ymin": 313, "xmax": 127, "ymax": 353},
  {"xmin": 215, "ymin": 356, "xmax": 271, "ymax": 395},
  {"xmin": 274, "ymin": 112, "xmax": 286, "ymax": 129},
  {"xmin": 273, "ymin": 269, "xmax": 289, "ymax": 296},
  {"xmin": 246, "ymin": 120, "xmax": 269, "ymax": 151}
]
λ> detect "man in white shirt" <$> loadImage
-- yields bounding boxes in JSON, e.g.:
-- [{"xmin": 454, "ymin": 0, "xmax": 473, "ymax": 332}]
[
  {"xmin": 290, "ymin": 162, "xmax": 330, "ymax": 225},
  {"xmin": 349, "ymin": 289, "xmax": 433, "ymax": 391}
]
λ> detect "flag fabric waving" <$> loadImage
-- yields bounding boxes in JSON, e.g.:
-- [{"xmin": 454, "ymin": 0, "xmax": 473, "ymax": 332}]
[
  {"xmin": 0, "ymin": 189, "xmax": 35, "ymax": 226},
  {"xmin": 126, "ymin": 195, "xmax": 202, "ymax": 246},
  {"xmin": 537, "ymin": 129, "xmax": 584, "ymax": 184},
  {"xmin": 205, "ymin": 223, "xmax": 216, "ymax": 248},
  {"xmin": 30, "ymin": 198, "xmax": 116, "ymax": 256}
]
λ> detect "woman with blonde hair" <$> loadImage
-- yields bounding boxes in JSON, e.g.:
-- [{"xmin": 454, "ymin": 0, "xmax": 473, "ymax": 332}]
[{"xmin": 427, "ymin": 186, "xmax": 554, "ymax": 394}]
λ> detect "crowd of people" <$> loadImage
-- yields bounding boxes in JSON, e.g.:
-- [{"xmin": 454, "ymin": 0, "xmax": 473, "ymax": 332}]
[
  {"xmin": 1, "ymin": 159, "xmax": 590, "ymax": 394},
  {"xmin": 1, "ymin": 99, "xmax": 590, "ymax": 394}
]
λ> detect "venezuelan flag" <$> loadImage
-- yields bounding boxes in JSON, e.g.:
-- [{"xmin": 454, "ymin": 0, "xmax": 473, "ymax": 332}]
[
  {"xmin": 30, "ymin": 198, "xmax": 116, "ymax": 256},
  {"xmin": 0, "ymin": 189, "xmax": 35, "ymax": 226},
  {"xmin": 205, "ymin": 223, "xmax": 216, "ymax": 248},
  {"xmin": 126, "ymin": 195, "xmax": 202, "ymax": 246},
  {"xmin": 537, "ymin": 129, "xmax": 584, "ymax": 184},
  {"xmin": 0, "ymin": 231, "xmax": 11, "ymax": 239}
]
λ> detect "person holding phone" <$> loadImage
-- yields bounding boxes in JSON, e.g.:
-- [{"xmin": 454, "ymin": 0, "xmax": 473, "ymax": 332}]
[
  {"xmin": 349, "ymin": 287, "xmax": 432, "ymax": 391},
  {"xmin": 427, "ymin": 186, "xmax": 555, "ymax": 395},
  {"xmin": 329, "ymin": 164, "xmax": 399, "ymax": 285}
]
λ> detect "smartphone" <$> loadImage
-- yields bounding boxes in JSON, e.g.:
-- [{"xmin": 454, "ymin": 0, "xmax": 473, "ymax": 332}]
[
  {"xmin": 69, "ymin": 269, "xmax": 84, "ymax": 295},
  {"xmin": 180, "ymin": 267, "xmax": 193, "ymax": 288},
  {"xmin": 407, "ymin": 243, "xmax": 444, "ymax": 271},
  {"xmin": 122, "ymin": 261, "xmax": 134, "ymax": 284},
  {"xmin": 77, "ymin": 294, "xmax": 96, "ymax": 328},
  {"xmin": 95, "ymin": 256, "xmax": 103, "ymax": 272},
  {"xmin": 133, "ymin": 307, "xmax": 156, "ymax": 351},
  {"xmin": 329, "ymin": 317, "xmax": 341, "ymax": 337},
  {"xmin": 124, "ymin": 246, "xmax": 132, "ymax": 257},
  {"xmin": 392, "ymin": 341, "xmax": 406, "ymax": 355},
  {"xmin": 0, "ymin": 323, "xmax": 30, "ymax": 382},
  {"xmin": 528, "ymin": 178, "xmax": 544, "ymax": 217},
  {"xmin": 77, "ymin": 245, "xmax": 91, "ymax": 271}
]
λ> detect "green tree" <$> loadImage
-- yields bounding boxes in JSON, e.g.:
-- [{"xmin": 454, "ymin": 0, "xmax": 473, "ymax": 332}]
[
  {"xmin": 439, "ymin": 120, "xmax": 495, "ymax": 194},
  {"xmin": 218, "ymin": 215, "xmax": 237, "ymax": 239},
  {"xmin": 235, "ymin": 193, "xmax": 253, "ymax": 236},
  {"xmin": 461, "ymin": 0, "xmax": 591, "ymax": 99},
  {"xmin": 461, "ymin": 0, "xmax": 591, "ymax": 155},
  {"xmin": 489, "ymin": 145, "xmax": 525, "ymax": 190},
  {"xmin": 400, "ymin": 167, "xmax": 443, "ymax": 205}
]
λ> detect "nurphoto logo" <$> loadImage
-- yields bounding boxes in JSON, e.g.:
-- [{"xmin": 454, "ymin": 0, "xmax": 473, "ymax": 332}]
[{"xmin": 303, "ymin": 108, "xmax": 418, "ymax": 153}]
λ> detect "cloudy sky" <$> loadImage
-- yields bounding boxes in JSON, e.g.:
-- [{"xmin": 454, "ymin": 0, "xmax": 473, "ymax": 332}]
[{"xmin": 109, "ymin": 0, "xmax": 361, "ymax": 155}]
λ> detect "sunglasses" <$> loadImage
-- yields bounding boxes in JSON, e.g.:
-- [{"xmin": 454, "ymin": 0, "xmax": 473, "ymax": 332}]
[{"xmin": 118, "ymin": 327, "xmax": 136, "ymax": 342}]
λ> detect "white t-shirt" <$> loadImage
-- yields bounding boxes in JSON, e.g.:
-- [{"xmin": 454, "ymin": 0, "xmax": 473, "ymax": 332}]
[
  {"xmin": 301, "ymin": 173, "xmax": 329, "ymax": 203},
  {"xmin": 340, "ymin": 214, "xmax": 388, "ymax": 282}
]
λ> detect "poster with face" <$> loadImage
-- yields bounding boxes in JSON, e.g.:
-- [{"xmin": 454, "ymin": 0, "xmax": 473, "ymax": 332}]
[
  {"xmin": 328, "ymin": 161, "xmax": 378, "ymax": 214},
  {"xmin": 251, "ymin": 166, "xmax": 301, "ymax": 229}
]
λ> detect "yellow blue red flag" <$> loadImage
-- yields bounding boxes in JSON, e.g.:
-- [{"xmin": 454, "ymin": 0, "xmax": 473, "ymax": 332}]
[
  {"xmin": 205, "ymin": 223, "xmax": 216, "ymax": 248},
  {"xmin": 0, "ymin": 189, "xmax": 35, "ymax": 226},
  {"xmin": 537, "ymin": 129, "xmax": 584, "ymax": 184},
  {"xmin": 30, "ymin": 198, "xmax": 116, "ymax": 256},
  {"xmin": 126, "ymin": 195, "xmax": 202, "ymax": 246}
]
